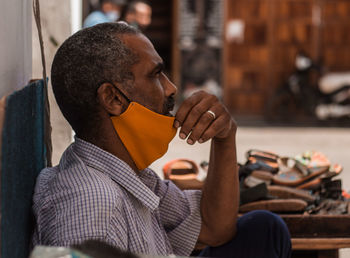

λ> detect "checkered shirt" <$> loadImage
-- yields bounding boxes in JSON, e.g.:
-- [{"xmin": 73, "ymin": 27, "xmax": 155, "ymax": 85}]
[{"xmin": 32, "ymin": 137, "xmax": 202, "ymax": 256}]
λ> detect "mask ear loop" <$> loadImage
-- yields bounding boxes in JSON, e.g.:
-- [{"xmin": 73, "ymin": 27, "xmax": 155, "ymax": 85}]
[
  {"xmin": 112, "ymin": 85, "xmax": 132, "ymax": 104},
  {"xmin": 98, "ymin": 80, "xmax": 132, "ymax": 103},
  {"xmin": 111, "ymin": 83, "xmax": 133, "ymax": 116},
  {"xmin": 97, "ymin": 81, "xmax": 132, "ymax": 115},
  {"xmin": 110, "ymin": 82, "xmax": 132, "ymax": 104}
]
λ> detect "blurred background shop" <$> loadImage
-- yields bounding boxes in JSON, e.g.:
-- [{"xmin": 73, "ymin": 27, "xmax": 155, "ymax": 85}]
[{"xmin": 81, "ymin": 0, "xmax": 350, "ymax": 123}]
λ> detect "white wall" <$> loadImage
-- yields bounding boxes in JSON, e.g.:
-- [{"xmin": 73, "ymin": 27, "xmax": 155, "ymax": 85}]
[
  {"xmin": 32, "ymin": 0, "xmax": 75, "ymax": 165},
  {"xmin": 0, "ymin": 0, "xmax": 32, "ymax": 97},
  {"xmin": 0, "ymin": 0, "xmax": 74, "ymax": 165}
]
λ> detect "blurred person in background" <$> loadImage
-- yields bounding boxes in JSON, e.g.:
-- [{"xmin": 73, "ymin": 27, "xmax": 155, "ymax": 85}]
[
  {"xmin": 121, "ymin": 0, "xmax": 152, "ymax": 31},
  {"xmin": 83, "ymin": 0, "xmax": 126, "ymax": 28}
]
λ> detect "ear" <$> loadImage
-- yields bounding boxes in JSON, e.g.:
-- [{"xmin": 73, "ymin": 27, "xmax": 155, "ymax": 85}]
[{"xmin": 97, "ymin": 83, "xmax": 126, "ymax": 116}]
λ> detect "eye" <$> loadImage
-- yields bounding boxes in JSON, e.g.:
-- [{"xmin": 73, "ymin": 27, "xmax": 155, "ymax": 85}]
[
  {"xmin": 151, "ymin": 69, "xmax": 162, "ymax": 79},
  {"xmin": 150, "ymin": 63, "xmax": 165, "ymax": 78}
]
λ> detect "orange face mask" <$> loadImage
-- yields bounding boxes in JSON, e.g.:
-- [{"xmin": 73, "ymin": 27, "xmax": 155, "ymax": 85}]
[{"xmin": 111, "ymin": 102, "xmax": 177, "ymax": 170}]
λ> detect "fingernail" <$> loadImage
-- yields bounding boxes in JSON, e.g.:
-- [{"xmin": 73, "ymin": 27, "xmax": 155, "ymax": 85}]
[
  {"xmin": 179, "ymin": 133, "xmax": 186, "ymax": 139},
  {"xmin": 187, "ymin": 139, "xmax": 194, "ymax": 145},
  {"xmin": 174, "ymin": 120, "xmax": 180, "ymax": 128},
  {"xmin": 198, "ymin": 138, "xmax": 203, "ymax": 143}
]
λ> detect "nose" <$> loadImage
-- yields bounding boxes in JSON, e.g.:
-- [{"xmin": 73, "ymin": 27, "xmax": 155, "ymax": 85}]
[{"xmin": 161, "ymin": 73, "xmax": 177, "ymax": 97}]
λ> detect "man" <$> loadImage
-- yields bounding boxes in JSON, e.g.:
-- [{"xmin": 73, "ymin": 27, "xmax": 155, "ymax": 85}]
[
  {"xmin": 83, "ymin": 0, "xmax": 125, "ymax": 28},
  {"xmin": 32, "ymin": 22, "xmax": 291, "ymax": 257},
  {"xmin": 122, "ymin": 0, "xmax": 152, "ymax": 31}
]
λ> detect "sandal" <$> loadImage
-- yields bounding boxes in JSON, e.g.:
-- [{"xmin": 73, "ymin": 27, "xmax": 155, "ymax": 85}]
[
  {"xmin": 246, "ymin": 149, "xmax": 279, "ymax": 165},
  {"xmin": 297, "ymin": 164, "xmax": 343, "ymax": 190},
  {"xmin": 273, "ymin": 152, "xmax": 330, "ymax": 187},
  {"xmin": 240, "ymin": 182, "xmax": 270, "ymax": 205},
  {"xmin": 268, "ymin": 185, "xmax": 316, "ymax": 203},
  {"xmin": 294, "ymin": 151, "xmax": 331, "ymax": 176},
  {"xmin": 246, "ymin": 149, "xmax": 279, "ymax": 173},
  {"xmin": 163, "ymin": 159, "xmax": 199, "ymax": 180},
  {"xmin": 162, "ymin": 159, "xmax": 204, "ymax": 190},
  {"xmin": 307, "ymin": 199, "xmax": 348, "ymax": 215}
]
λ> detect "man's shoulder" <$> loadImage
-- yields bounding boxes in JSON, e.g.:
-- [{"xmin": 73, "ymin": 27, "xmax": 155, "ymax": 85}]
[
  {"xmin": 36, "ymin": 161, "xmax": 124, "ymax": 205},
  {"xmin": 33, "ymin": 162, "xmax": 127, "ymax": 244}
]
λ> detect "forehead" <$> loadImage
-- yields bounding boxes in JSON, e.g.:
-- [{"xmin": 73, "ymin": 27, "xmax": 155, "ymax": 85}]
[{"xmin": 121, "ymin": 34, "xmax": 162, "ymax": 67}]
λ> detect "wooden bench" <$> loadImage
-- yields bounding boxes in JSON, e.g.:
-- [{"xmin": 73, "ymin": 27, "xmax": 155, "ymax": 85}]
[{"xmin": 282, "ymin": 215, "xmax": 350, "ymax": 258}]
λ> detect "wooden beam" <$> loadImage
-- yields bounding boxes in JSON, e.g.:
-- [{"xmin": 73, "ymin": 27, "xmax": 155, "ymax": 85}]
[{"xmin": 292, "ymin": 238, "xmax": 350, "ymax": 250}]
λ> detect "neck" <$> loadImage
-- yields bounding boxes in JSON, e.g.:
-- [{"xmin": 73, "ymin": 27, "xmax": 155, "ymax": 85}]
[{"xmin": 77, "ymin": 117, "xmax": 140, "ymax": 174}]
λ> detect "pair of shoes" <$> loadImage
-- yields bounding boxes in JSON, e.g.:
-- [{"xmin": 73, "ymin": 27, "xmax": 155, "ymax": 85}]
[
  {"xmin": 239, "ymin": 149, "xmax": 344, "ymax": 214},
  {"xmin": 239, "ymin": 184, "xmax": 314, "ymax": 213},
  {"xmin": 239, "ymin": 151, "xmax": 310, "ymax": 213},
  {"xmin": 162, "ymin": 159, "xmax": 204, "ymax": 190},
  {"xmin": 245, "ymin": 150, "xmax": 342, "ymax": 190}
]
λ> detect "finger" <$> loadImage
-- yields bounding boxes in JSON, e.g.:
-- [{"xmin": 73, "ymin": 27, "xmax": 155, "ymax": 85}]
[
  {"xmin": 198, "ymin": 115, "xmax": 231, "ymax": 143},
  {"xmin": 186, "ymin": 105, "xmax": 222, "ymax": 144},
  {"xmin": 174, "ymin": 92, "xmax": 203, "ymax": 129},
  {"xmin": 174, "ymin": 91, "xmax": 217, "ymax": 128},
  {"xmin": 179, "ymin": 97, "xmax": 217, "ymax": 140}
]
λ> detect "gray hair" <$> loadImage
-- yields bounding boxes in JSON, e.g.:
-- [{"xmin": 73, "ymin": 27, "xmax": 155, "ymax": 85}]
[{"xmin": 51, "ymin": 22, "xmax": 139, "ymax": 134}]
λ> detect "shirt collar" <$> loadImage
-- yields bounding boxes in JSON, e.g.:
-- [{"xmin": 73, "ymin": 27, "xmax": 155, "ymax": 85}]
[{"xmin": 70, "ymin": 137, "xmax": 160, "ymax": 211}]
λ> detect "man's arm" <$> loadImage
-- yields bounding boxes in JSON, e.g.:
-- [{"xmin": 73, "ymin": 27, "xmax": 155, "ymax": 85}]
[{"xmin": 174, "ymin": 91, "xmax": 239, "ymax": 247}]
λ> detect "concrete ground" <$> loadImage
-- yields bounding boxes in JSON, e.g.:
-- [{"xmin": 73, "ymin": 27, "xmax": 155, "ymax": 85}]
[{"xmin": 150, "ymin": 126, "xmax": 350, "ymax": 257}]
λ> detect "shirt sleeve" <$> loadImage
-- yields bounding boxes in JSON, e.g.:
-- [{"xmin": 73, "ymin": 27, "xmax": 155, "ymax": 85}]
[{"xmin": 157, "ymin": 179, "xmax": 202, "ymax": 256}]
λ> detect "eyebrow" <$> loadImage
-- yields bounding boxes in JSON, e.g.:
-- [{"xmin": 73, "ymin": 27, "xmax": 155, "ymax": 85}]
[{"xmin": 150, "ymin": 62, "xmax": 164, "ymax": 74}]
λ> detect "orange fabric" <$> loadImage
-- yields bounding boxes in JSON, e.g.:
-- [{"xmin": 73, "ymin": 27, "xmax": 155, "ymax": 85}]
[{"xmin": 111, "ymin": 102, "xmax": 177, "ymax": 170}]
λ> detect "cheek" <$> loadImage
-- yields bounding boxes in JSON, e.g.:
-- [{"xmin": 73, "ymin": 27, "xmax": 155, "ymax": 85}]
[
  {"xmin": 148, "ymin": 88, "xmax": 164, "ymax": 111},
  {"xmin": 137, "ymin": 83, "xmax": 164, "ymax": 112}
]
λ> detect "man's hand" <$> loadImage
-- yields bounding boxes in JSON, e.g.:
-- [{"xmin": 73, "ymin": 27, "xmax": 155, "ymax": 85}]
[
  {"xmin": 173, "ymin": 91, "xmax": 239, "ymax": 247},
  {"xmin": 173, "ymin": 91, "xmax": 236, "ymax": 144}
]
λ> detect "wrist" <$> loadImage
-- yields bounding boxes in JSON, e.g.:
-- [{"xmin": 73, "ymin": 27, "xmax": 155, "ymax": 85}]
[{"xmin": 213, "ymin": 126, "xmax": 236, "ymax": 144}]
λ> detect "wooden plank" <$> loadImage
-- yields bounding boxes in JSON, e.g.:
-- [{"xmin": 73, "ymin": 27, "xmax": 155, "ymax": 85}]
[
  {"xmin": 292, "ymin": 238, "xmax": 350, "ymax": 250},
  {"xmin": 292, "ymin": 250, "xmax": 339, "ymax": 258},
  {"xmin": 282, "ymin": 215, "xmax": 350, "ymax": 238}
]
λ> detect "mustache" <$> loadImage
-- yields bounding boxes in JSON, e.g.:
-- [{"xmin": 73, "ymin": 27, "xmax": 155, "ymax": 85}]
[{"xmin": 163, "ymin": 96, "xmax": 175, "ymax": 115}]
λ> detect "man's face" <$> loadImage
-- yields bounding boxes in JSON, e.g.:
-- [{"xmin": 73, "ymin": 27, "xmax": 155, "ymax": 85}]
[
  {"xmin": 102, "ymin": 2, "xmax": 122, "ymax": 13},
  {"xmin": 120, "ymin": 33, "xmax": 177, "ymax": 116},
  {"xmin": 134, "ymin": 3, "xmax": 152, "ymax": 29}
]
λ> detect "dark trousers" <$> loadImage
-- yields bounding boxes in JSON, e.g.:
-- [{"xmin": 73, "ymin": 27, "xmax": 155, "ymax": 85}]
[{"xmin": 199, "ymin": 210, "xmax": 292, "ymax": 258}]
